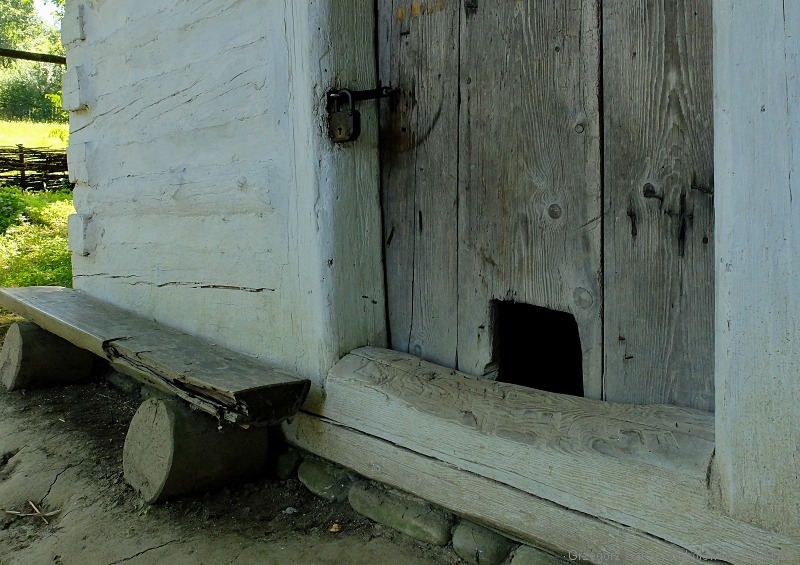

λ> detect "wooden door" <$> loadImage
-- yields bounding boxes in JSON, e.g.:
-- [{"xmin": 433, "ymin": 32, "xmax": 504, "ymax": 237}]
[{"xmin": 378, "ymin": 0, "xmax": 713, "ymax": 411}]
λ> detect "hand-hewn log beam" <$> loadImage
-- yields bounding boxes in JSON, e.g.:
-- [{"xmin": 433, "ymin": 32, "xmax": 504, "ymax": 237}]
[{"xmin": 296, "ymin": 346, "xmax": 800, "ymax": 563}]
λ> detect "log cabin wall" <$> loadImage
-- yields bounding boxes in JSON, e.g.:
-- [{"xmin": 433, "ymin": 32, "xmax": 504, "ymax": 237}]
[
  {"xmin": 62, "ymin": 0, "xmax": 387, "ymax": 387},
  {"xmin": 379, "ymin": 0, "xmax": 714, "ymax": 411}
]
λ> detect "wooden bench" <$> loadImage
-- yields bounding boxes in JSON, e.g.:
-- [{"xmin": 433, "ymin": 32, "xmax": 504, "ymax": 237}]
[
  {"xmin": 0, "ymin": 286, "xmax": 310, "ymax": 426},
  {"xmin": 0, "ymin": 286, "xmax": 312, "ymax": 502}
]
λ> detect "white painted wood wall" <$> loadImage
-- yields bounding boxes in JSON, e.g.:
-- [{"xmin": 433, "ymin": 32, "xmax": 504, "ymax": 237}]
[
  {"xmin": 714, "ymin": 0, "xmax": 800, "ymax": 539},
  {"xmin": 62, "ymin": 0, "xmax": 386, "ymax": 388}
]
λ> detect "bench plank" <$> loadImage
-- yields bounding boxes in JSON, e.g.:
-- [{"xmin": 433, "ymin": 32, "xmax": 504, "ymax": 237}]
[{"xmin": 0, "ymin": 286, "xmax": 310, "ymax": 425}]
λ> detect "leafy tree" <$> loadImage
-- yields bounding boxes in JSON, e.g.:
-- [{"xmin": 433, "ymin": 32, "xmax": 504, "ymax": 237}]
[
  {"xmin": 0, "ymin": 1, "xmax": 41, "ymax": 52},
  {"xmin": 0, "ymin": 0, "xmax": 66, "ymax": 122}
]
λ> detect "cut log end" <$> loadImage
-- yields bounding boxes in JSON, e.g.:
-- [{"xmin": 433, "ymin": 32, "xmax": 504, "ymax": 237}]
[
  {"xmin": 0, "ymin": 322, "xmax": 94, "ymax": 391},
  {"xmin": 122, "ymin": 398, "xmax": 176, "ymax": 503},
  {"xmin": 123, "ymin": 398, "xmax": 269, "ymax": 503}
]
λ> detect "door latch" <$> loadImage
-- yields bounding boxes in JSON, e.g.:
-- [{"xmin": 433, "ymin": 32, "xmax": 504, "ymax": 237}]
[{"xmin": 327, "ymin": 86, "xmax": 396, "ymax": 143}]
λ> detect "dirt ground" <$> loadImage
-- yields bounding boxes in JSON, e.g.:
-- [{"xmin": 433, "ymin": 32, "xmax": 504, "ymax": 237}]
[{"xmin": 0, "ymin": 355, "xmax": 466, "ymax": 564}]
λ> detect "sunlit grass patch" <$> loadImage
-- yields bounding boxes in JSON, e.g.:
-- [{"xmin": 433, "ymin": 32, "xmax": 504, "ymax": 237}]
[{"xmin": 0, "ymin": 120, "xmax": 68, "ymax": 149}]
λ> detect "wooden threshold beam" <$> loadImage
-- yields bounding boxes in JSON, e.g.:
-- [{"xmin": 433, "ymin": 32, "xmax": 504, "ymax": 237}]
[
  {"xmin": 297, "ymin": 347, "xmax": 799, "ymax": 563},
  {"xmin": 284, "ymin": 412, "xmax": 700, "ymax": 565},
  {"xmin": 0, "ymin": 287, "xmax": 310, "ymax": 425}
]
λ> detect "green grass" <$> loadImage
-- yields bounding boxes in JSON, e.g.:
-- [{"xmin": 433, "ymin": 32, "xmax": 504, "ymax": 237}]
[
  {"xmin": 0, "ymin": 308, "xmax": 23, "ymax": 342},
  {"xmin": 0, "ymin": 119, "xmax": 69, "ymax": 149},
  {"xmin": 0, "ymin": 186, "xmax": 74, "ymax": 288}
]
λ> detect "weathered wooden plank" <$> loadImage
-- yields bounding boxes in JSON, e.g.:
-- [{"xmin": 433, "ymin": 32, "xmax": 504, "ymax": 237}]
[
  {"xmin": 0, "ymin": 287, "xmax": 310, "ymax": 425},
  {"xmin": 714, "ymin": 0, "xmax": 800, "ymax": 539},
  {"xmin": 286, "ymin": 411, "xmax": 795, "ymax": 565},
  {"xmin": 309, "ymin": 347, "xmax": 800, "ymax": 562},
  {"xmin": 456, "ymin": 1, "xmax": 602, "ymax": 394},
  {"xmin": 603, "ymin": 0, "xmax": 715, "ymax": 410},
  {"xmin": 378, "ymin": 0, "xmax": 460, "ymax": 368}
]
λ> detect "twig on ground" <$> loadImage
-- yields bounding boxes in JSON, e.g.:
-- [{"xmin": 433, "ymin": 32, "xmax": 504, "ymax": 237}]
[{"xmin": 3, "ymin": 501, "xmax": 61, "ymax": 524}]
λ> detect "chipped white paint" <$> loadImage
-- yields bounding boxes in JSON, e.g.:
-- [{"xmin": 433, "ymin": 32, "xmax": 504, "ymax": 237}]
[
  {"xmin": 63, "ymin": 0, "xmax": 386, "ymax": 387},
  {"xmin": 65, "ymin": 140, "xmax": 87, "ymax": 184},
  {"xmin": 714, "ymin": 0, "xmax": 800, "ymax": 538}
]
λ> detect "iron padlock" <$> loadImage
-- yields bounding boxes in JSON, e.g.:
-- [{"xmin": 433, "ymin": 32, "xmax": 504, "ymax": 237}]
[{"xmin": 328, "ymin": 90, "xmax": 361, "ymax": 143}]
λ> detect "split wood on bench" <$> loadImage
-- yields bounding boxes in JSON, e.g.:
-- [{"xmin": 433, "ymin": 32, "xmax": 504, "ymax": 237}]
[{"xmin": 0, "ymin": 286, "xmax": 310, "ymax": 425}]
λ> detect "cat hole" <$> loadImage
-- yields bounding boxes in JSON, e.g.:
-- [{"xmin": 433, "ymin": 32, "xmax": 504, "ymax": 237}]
[{"xmin": 491, "ymin": 300, "xmax": 584, "ymax": 397}]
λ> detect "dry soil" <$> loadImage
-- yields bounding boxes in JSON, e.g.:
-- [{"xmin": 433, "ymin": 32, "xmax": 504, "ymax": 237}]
[{"xmin": 0, "ymin": 369, "xmax": 465, "ymax": 565}]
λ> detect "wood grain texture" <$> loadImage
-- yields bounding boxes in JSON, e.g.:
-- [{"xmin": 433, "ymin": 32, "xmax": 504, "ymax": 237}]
[
  {"xmin": 308, "ymin": 347, "xmax": 800, "ymax": 562},
  {"xmin": 378, "ymin": 0, "xmax": 460, "ymax": 368},
  {"xmin": 457, "ymin": 0, "xmax": 603, "ymax": 396},
  {"xmin": 285, "ymin": 410, "xmax": 800, "ymax": 563},
  {"xmin": 714, "ymin": 0, "xmax": 800, "ymax": 539},
  {"xmin": 0, "ymin": 287, "xmax": 310, "ymax": 425},
  {"xmin": 322, "ymin": 1, "xmax": 389, "ymax": 364},
  {"xmin": 603, "ymin": 0, "xmax": 714, "ymax": 410}
]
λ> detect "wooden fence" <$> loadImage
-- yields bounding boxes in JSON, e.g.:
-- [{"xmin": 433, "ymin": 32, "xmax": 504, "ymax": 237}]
[{"xmin": 0, "ymin": 145, "xmax": 70, "ymax": 191}]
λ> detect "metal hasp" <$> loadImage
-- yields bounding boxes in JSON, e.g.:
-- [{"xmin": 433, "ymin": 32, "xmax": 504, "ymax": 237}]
[{"xmin": 327, "ymin": 86, "xmax": 396, "ymax": 143}]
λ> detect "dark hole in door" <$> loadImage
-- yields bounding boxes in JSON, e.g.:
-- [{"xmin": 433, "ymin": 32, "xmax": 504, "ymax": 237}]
[{"xmin": 492, "ymin": 300, "xmax": 584, "ymax": 397}]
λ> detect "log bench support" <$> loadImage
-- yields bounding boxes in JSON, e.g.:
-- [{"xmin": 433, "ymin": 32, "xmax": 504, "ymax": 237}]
[
  {"xmin": 124, "ymin": 398, "xmax": 270, "ymax": 503},
  {"xmin": 0, "ymin": 321, "xmax": 94, "ymax": 391},
  {"xmin": 0, "ymin": 286, "xmax": 310, "ymax": 502}
]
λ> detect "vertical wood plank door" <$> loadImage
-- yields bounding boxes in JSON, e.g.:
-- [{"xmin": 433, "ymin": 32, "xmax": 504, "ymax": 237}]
[
  {"xmin": 457, "ymin": 0, "xmax": 602, "ymax": 396},
  {"xmin": 378, "ymin": 0, "xmax": 713, "ymax": 411},
  {"xmin": 379, "ymin": 0, "xmax": 461, "ymax": 369},
  {"xmin": 603, "ymin": 0, "xmax": 714, "ymax": 411},
  {"xmin": 380, "ymin": 0, "xmax": 602, "ymax": 396}
]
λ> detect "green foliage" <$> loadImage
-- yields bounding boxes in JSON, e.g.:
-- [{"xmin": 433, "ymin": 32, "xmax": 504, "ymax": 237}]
[
  {"xmin": 0, "ymin": 186, "xmax": 26, "ymax": 233},
  {"xmin": 0, "ymin": 64, "xmax": 66, "ymax": 122},
  {"xmin": 0, "ymin": 186, "xmax": 73, "ymax": 287},
  {"xmin": 0, "ymin": 1, "xmax": 41, "ymax": 52},
  {"xmin": 0, "ymin": 0, "xmax": 66, "ymax": 122}
]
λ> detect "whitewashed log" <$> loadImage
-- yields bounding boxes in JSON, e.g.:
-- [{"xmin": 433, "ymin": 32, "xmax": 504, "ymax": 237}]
[
  {"xmin": 62, "ymin": 0, "xmax": 386, "ymax": 388},
  {"xmin": 0, "ymin": 322, "xmax": 94, "ymax": 391},
  {"xmin": 123, "ymin": 398, "xmax": 269, "ymax": 503},
  {"xmin": 714, "ymin": 0, "xmax": 800, "ymax": 539}
]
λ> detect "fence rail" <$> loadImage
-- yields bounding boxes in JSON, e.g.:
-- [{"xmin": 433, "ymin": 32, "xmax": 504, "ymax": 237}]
[{"xmin": 0, "ymin": 145, "xmax": 70, "ymax": 191}]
